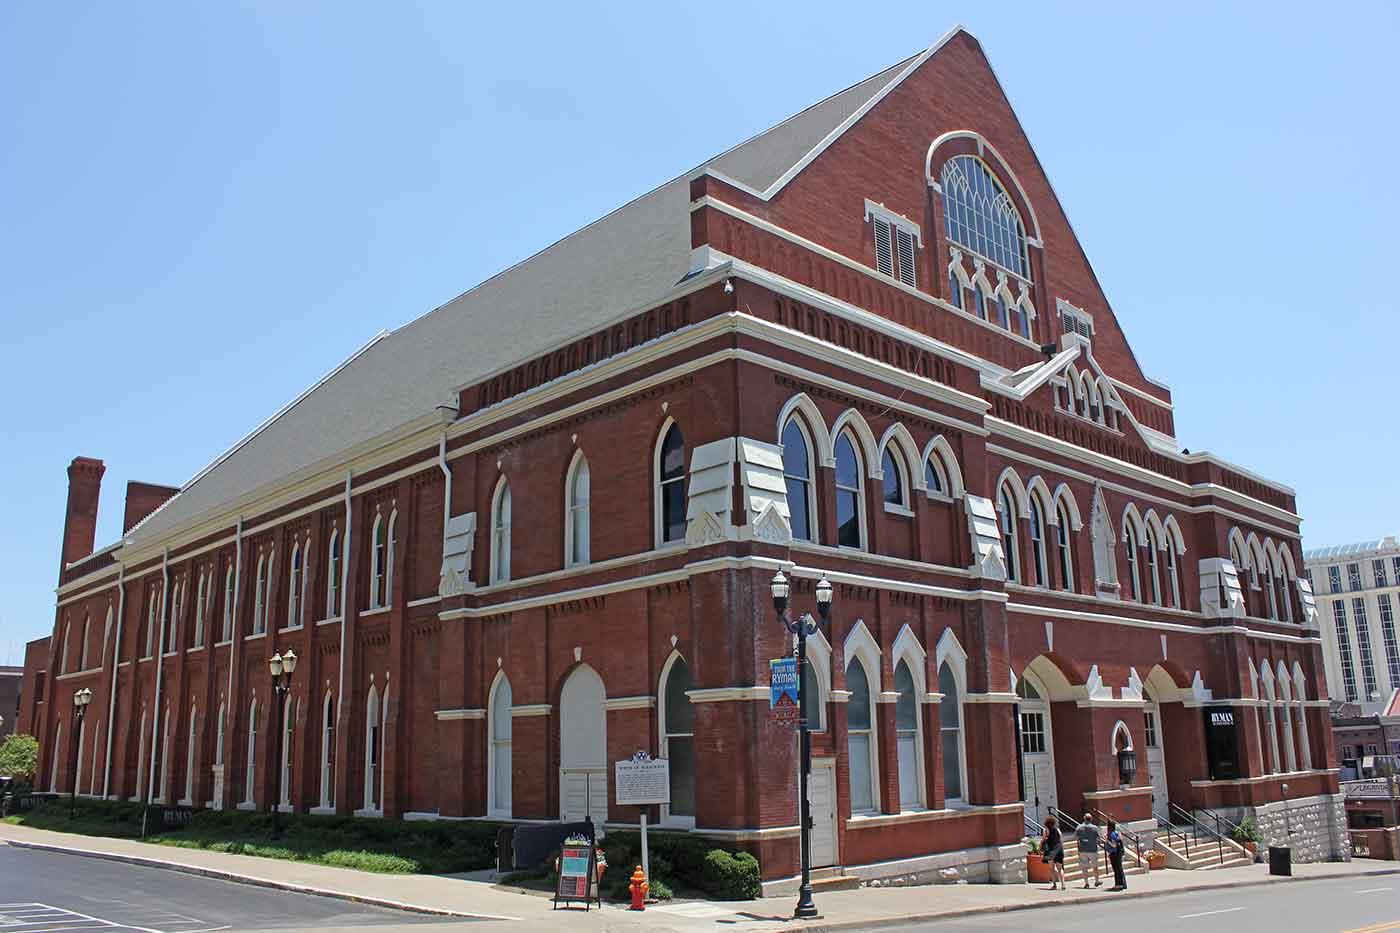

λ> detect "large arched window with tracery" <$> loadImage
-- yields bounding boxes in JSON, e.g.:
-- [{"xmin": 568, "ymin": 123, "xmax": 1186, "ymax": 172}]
[{"xmin": 940, "ymin": 155, "xmax": 1030, "ymax": 280}]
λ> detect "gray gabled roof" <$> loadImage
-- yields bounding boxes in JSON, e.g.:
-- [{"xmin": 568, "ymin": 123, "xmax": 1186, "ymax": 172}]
[{"xmin": 126, "ymin": 39, "xmax": 951, "ymax": 547}]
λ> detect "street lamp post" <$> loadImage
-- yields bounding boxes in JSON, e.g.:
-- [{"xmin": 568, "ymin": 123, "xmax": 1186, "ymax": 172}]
[
  {"xmin": 69, "ymin": 688, "xmax": 93, "ymax": 819},
  {"xmin": 771, "ymin": 571, "xmax": 832, "ymax": 921},
  {"xmin": 268, "ymin": 649, "xmax": 298, "ymax": 838}
]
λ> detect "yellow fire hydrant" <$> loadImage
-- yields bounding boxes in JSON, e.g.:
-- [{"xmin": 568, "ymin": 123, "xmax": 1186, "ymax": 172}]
[{"xmin": 629, "ymin": 864, "xmax": 649, "ymax": 910}]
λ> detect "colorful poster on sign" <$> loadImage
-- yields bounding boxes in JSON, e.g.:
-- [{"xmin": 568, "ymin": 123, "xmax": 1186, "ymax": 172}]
[
  {"xmin": 771, "ymin": 656, "xmax": 800, "ymax": 724},
  {"xmin": 554, "ymin": 841, "xmax": 596, "ymax": 907}
]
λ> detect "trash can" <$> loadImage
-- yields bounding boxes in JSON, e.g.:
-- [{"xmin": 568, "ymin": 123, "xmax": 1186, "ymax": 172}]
[{"xmin": 1268, "ymin": 845, "xmax": 1292, "ymax": 876}]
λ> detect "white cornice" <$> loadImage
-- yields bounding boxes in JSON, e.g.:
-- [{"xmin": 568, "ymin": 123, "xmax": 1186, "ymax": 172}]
[
  {"xmin": 603, "ymin": 695, "xmax": 656, "ymax": 711},
  {"xmin": 1009, "ymin": 601, "xmax": 1322, "ymax": 645},
  {"xmin": 434, "ymin": 708, "xmax": 484, "ymax": 721}
]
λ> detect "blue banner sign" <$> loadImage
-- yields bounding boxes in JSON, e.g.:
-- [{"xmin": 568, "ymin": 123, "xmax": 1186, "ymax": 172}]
[{"xmin": 770, "ymin": 657, "xmax": 799, "ymax": 709}]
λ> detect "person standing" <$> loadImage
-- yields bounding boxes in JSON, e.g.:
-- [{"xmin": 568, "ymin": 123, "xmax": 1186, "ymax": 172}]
[
  {"xmin": 1075, "ymin": 813, "xmax": 1102, "ymax": 888},
  {"xmin": 1041, "ymin": 815, "xmax": 1066, "ymax": 891},
  {"xmin": 1105, "ymin": 818, "xmax": 1127, "ymax": 891}
]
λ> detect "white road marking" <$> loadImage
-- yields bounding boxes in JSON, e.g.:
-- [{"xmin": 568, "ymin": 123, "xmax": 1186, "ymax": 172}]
[
  {"xmin": 648, "ymin": 902, "xmax": 736, "ymax": 918},
  {"xmin": 1355, "ymin": 887, "xmax": 1392, "ymax": 893},
  {"xmin": 1179, "ymin": 907, "xmax": 1246, "ymax": 919}
]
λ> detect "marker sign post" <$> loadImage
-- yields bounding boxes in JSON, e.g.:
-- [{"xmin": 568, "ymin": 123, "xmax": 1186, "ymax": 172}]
[
  {"xmin": 771, "ymin": 656, "xmax": 800, "ymax": 725},
  {"xmin": 615, "ymin": 751, "xmax": 669, "ymax": 884}
]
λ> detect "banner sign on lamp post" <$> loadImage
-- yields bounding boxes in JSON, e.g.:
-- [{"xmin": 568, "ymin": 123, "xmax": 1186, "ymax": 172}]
[{"xmin": 771, "ymin": 656, "xmax": 800, "ymax": 724}]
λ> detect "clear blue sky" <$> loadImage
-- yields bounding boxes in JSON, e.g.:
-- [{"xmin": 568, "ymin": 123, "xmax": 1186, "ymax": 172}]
[{"xmin": 3, "ymin": 2, "xmax": 1396, "ymax": 661}]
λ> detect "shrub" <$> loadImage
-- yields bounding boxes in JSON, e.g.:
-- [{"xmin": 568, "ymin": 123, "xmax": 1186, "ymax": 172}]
[
  {"xmin": 0, "ymin": 735, "xmax": 39, "ymax": 783},
  {"xmin": 701, "ymin": 849, "xmax": 761, "ymax": 900},
  {"xmin": 1231, "ymin": 817, "xmax": 1261, "ymax": 845}
]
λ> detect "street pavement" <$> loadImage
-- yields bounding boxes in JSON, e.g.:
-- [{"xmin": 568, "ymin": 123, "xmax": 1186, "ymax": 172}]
[
  {"xmin": 888, "ymin": 873, "xmax": 1399, "ymax": 931},
  {"xmin": 2, "ymin": 822, "xmax": 1398, "ymax": 932},
  {"xmin": 0, "ymin": 845, "xmax": 461, "ymax": 932}
]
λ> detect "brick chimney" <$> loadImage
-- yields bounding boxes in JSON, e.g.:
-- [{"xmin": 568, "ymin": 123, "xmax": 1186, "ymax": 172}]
[
  {"xmin": 60, "ymin": 456, "xmax": 105, "ymax": 575},
  {"xmin": 123, "ymin": 480, "xmax": 180, "ymax": 533}
]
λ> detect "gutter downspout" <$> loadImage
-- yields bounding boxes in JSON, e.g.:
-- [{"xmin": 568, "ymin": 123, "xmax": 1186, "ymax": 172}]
[
  {"xmin": 102, "ymin": 562, "xmax": 125, "ymax": 799},
  {"xmin": 437, "ymin": 432, "xmax": 452, "ymax": 540},
  {"xmin": 144, "ymin": 549, "xmax": 170, "ymax": 814}
]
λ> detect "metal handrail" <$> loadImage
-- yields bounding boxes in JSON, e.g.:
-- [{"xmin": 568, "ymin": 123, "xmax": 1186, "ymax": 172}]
[
  {"xmin": 1089, "ymin": 808, "xmax": 1143, "ymax": 867},
  {"xmin": 1171, "ymin": 802, "xmax": 1225, "ymax": 864},
  {"xmin": 1153, "ymin": 806, "xmax": 1190, "ymax": 857}
]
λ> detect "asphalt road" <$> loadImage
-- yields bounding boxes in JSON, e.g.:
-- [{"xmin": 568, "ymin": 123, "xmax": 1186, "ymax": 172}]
[
  {"xmin": 892, "ymin": 873, "xmax": 1399, "ymax": 932},
  {"xmin": 0, "ymin": 844, "xmax": 470, "ymax": 932}
]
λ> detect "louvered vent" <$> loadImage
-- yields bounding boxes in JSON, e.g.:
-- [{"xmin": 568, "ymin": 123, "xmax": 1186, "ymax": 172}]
[{"xmin": 873, "ymin": 218, "xmax": 894, "ymax": 277}]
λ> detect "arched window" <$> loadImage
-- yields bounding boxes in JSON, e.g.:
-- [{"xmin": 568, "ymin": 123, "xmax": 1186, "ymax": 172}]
[
  {"xmin": 327, "ymin": 530, "xmax": 342, "ymax": 618},
  {"xmin": 488, "ymin": 676, "xmax": 512, "ymax": 818},
  {"xmin": 657, "ymin": 423, "xmax": 686, "ymax": 545},
  {"xmin": 50, "ymin": 722, "xmax": 62, "ymax": 793},
  {"xmin": 1123, "ymin": 519, "xmax": 1142, "ymax": 602},
  {"xmin": 924, "ymin": 456, "xmax": 945, "ymax": 497},
  {"xmin": 289, "ymin": 544, "xmax": 303, "ymax": 628},
  {"xmin": 280, "ymin": 698, "xmax": 295, "ymax": 808},
  {"xmin": 834, "ymin": 433, "xmax": 865, "ymax": 549},
  {"xmin": 1055, "ymin": 503, "xmax": 1075, "ymax": 592},
  {"xmin": 939, "ymin": 661, "xmax": 964, "ymax": 803},
  {"xmin": 490, "ymin": 479, "xmax": 512, "ymax": 584},
  {"xmin": 660, "ymin": 656, "xmax": 695, "ymax": 823},
  {"xmin": 998, "ymin": 486, "xmax": 1020, "ymax": 583},
  {"xmin": 90, "ymin": 718, "xmax": 102, "ymax": 797},
  {"xmin": 566, "ymin": 453, "xmax": 591, "ymax": 567},
  {"xmin": 145, "ymin": 593, "xmax": 157, "ymax": 657},
  {"xmin": 845, "ymin": 659, "xmax": 877, "ymax": 814},
  {"xmin": 74, "ymin": 716, "xmax": 86, "ymax": 798},
  {"xmin": 215, "ymin": 702, "xmax": 225, "ymax": 767},
  {"xmin": 103, "ymin": 606, "xmax": 113, "ymax": 664},
  {"xmin": 364, "ymin": 686, "xmax": 382, "ymax": 812},
  {"xmin": 244, "ymin": 698, "xmax": 258, "ymax": 805},
  {"xmin": 135, "ymin": 711, "xmax": 147, "ymax": 797},
  {"xmin": 802, "ymin": 653, "xmax": 824, "ymax": 732},
  {"xmin": 1279, "ymin": 565, "xmax": 1293, "ymax": 622},
  {"xmin": 1146, "ymin": 527, "xmax": 1163, "ymax": 606},
  {"xmin": 253, "ymin": 556, "xmax": 268, "ymax": 635},
  {"xmin": 386, "ymin": 512, "xmax": 397, "ymax": 605},
  {"xmin": 370, "ymin": 514, "xmax": 386, "ymax": 608},
  {"xmin": 994, "ymin": 293, "xmax": 1011, "ymax": 330},
  {"xmin": 60, "ymin": 621, "xmax": 71, "ymax": 674},
  {"xmin": 782, "ymin": 419, "xmax": 815, "ymax": 542},
  {"xmin": 1028, "ymin": 498, "xmax": 1048, "ymax": 587},
  {"xmin": 894, "ymin": 659, "xmax": 922, "ymax": 809},
  {"xmin": 194, "ymin": 573, "xmax": 207, "ymax": 648},
  {"xmin": 79, "ymin": 614, "xmax": 91, "ymax": 670},
  {"xmin": 940, "ymin": 155, "xmax": 1030, "ymax": 279},
  {"xmin": 1165, "ymin": 542, "xmax": 1180, "ymax": 609},
  {"xmin": 882, "ymin": 447, "xmax": 908, "ymax": 509},
  {"xmin": 1261, "ymin": 676, "xmax": 1281, "ymax": 773},
  {"xmin": 166, "ymin": 581, "xmax": 182, "ymax": 654},
  {"xmin": 947, "ymin": 267, "xmax": 964, "ymax": 309},
  {"xmin": 184, "ymin": 706, "xmax": 198, "ymax": 804},
  {"xmin": 222, "ymin": 566, "xmax": 235, "ymax": 642},
  {"xmin": 320, "ymin": 693, "xmax": 335, "ymax": 809}
]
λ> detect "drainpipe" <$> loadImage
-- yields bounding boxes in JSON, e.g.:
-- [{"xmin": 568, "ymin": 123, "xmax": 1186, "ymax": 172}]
[
  {"xmin": 102, "ymin": 562, "xmax": 125, "ymax": 798},
  {"xmin": 437, "ymin": 432, "xmax": 452, "ymax": 539},
  {"xmin": 144, "ymin": 549, "xmax": 170, "ymax": 813}
]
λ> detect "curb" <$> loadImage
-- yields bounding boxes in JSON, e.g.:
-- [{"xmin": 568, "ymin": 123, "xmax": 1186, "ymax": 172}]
[
  {"xmin": 778, "ymin": 865, "xmax": 1400, "ymax": 933},
  {"xmin": 3, "ymin": 839, "xmax": 522, "ymax": 922}
]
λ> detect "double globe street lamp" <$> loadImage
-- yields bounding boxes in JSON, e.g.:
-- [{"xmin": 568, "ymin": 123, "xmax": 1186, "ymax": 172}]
[
  {"xmin": 70, "ymin": 687, "xmax": 93, "ymax": 818},
  {"xmin": 771, "ymin": 571, "xmax": 832, "ymax": 921},
  {"xmin": 268, "ymin": 649, "xmax": 298, "ymax": 837}
]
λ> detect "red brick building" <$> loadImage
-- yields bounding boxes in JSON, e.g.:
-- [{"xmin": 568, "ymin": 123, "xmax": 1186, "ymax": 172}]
[{"xmin": 26, "ymin": 28, "xmax": 1347, "ymax": 886}]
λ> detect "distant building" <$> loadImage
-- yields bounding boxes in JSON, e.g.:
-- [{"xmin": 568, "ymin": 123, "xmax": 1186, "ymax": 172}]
[
  {"xmin": 0, "ymin": 665, "xmax": 22, "ymax": 739},
  {"xmin": 1304, "ymin": 537, "xmax": 1400, "ymax": 706}
]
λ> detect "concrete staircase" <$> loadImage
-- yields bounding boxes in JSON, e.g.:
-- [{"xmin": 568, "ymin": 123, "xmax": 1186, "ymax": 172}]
[{"xmin": 1153, "ymin": 827, "xmax": 1254, "ymax": 871}]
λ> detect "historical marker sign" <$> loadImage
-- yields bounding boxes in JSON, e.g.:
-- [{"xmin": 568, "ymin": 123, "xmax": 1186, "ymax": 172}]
[{"xmin": 615, "ymin": 751, "xmax": 670, "ymax": 806}]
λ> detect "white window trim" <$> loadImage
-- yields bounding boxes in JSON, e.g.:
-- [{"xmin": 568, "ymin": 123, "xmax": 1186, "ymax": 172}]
[
  {"xmin": 490, "ymin": 477, "xmax": 512, "ymax": 584},
  {"xmin": 935, "ymin": 629, "xmax": 970, "ymax": 805},
  {"xmin": 653, "ymin": 417, "xmax": 686, "ymax": 550},
  {"xmin": 320, "ymin": 691, "xmax": 335, "ymax": 810},
  {"xmin": 890, "ymin": 626, "xmax": 928, "ymax": 811},
  {"xmin": 370, "ymin": 514, "xmax": 386, "ymax": 610},
  {"xmin": 780, "ymin": 416, "xmax": 821, "ymax": 544},
  {"xmin": 657, "ymin": 651, "xmax": 696, "ymax": 829},
  {"xmin": 863, "ymin": 200, "xmax": 923, "ymax": 247},
  {"xmin": 564, "ymin": 450, "xmax": 591, "ymax": 568},
  {"xmin": 487, "ymin": 672, "xmax": 512, "ymax": 819},
  {"xmin": 833, "ymin": 430, "xmax": 870, "ymax": 552}
]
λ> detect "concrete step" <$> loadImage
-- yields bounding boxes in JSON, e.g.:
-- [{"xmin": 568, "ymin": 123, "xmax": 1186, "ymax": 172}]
[{"xmin": 808, "ymin": 867, "xmax": 862, "ymax": 892}]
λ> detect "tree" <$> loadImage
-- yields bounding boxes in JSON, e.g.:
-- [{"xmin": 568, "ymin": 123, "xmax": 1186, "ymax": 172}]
[{"xmin": 0, "ymin": 734, "xmax": 39, "ymax": 783}]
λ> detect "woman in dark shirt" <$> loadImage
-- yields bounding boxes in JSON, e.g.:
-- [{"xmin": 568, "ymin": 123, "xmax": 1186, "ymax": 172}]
[{"xmin": 1042, "ymin": 815, "xmax": 1066, "ymax": 890}]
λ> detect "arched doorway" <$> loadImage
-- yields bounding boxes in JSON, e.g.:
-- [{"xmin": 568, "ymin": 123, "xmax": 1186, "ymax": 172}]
[
  {"xmin": 1016, "ymin": 670, "xmax": 1058, "ymax": 825},
  {"xmin": 559, "ymin": 665, "xmax": 607, "ymax": 826}
]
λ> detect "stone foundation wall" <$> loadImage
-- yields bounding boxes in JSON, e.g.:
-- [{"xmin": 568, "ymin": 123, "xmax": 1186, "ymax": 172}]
[
  {"xmin": 1247, "ymin": 793, "xmax": 1350, "ymax": 863},
  {"xmin": 848, "ymin": 843, "xmax": 1028, "ymax": 888}
]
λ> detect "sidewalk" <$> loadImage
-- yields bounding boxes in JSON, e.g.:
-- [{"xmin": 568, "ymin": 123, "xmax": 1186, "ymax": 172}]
[{"xmin": 3, "ymin": 822, "xmax": 1397, "ymax": 932}]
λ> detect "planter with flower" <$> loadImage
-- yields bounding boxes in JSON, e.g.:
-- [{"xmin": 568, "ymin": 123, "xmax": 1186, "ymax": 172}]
[
  {"xmin": 1231, "ymin": 817, "xmax": 1262, "ymax": 861},
  {"xmin": 1025, "ymin": 837, "xmax": 1052, "ymax": 883}
]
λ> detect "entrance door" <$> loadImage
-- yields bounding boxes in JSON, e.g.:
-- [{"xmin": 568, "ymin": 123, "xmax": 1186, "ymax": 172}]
[
  {"xmin": 807, "ymin": 759, "xmax": 838, "ymax": 868},
  {"xmin": 1145, "ymin": 704, "xmax": 1169, "ymax": 816},
  {"xmin": 1017, "ymin": 673, "xmax": 1057, "ymax": 825},
  {"xmin": 559, "ymin": 665, "xmax": 608, "ymax": 827}
]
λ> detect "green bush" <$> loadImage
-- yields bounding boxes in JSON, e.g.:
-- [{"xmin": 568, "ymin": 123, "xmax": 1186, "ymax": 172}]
[
  {"xmin": 6, "ymin": 797, "xmax": 501, "ymax": 874},
  {"xmin": 0, "ymin": 735, "xmax": 39, "ymax": 782},
  {"xmin": 596, "ymin": 830, "xmax": 759, "ymax": 901},
  {"xmin": 701, "ymin": 849, "xmax": 761, "ymax": 900}
]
